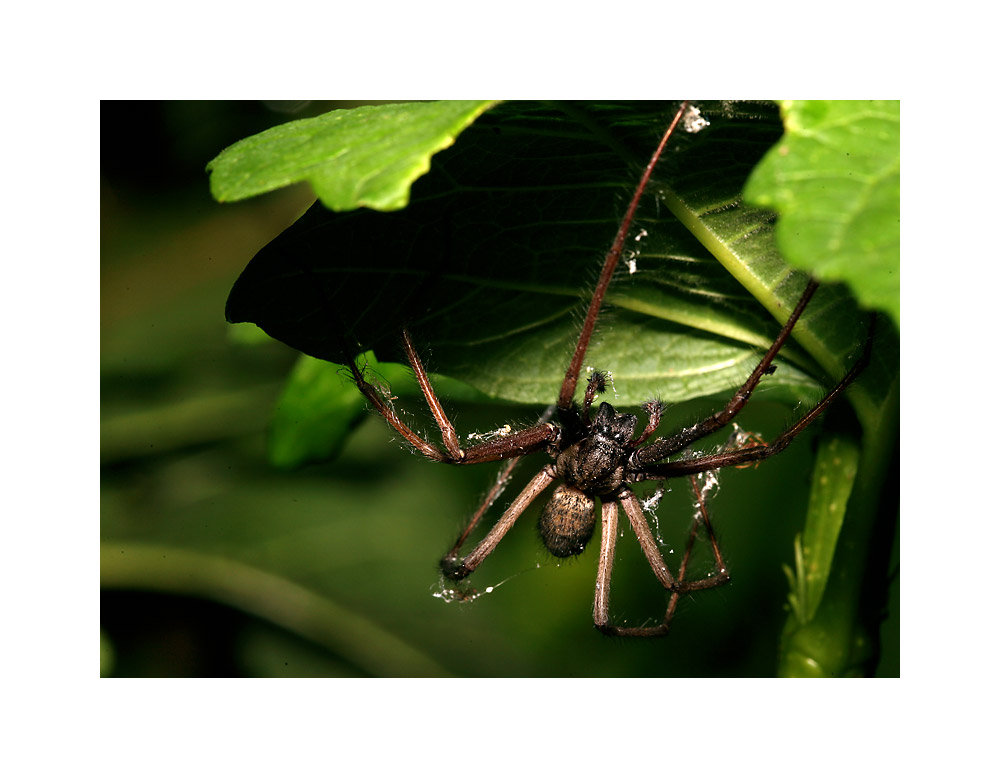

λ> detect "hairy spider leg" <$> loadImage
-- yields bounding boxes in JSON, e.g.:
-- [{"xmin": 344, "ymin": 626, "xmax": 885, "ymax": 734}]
[
  {"xmin": 442, "ymin": 405, "xmax": 558, "ymax": 565},
  {"xmin": 621, "ymin": 483, "xmax": 730, "ymax": 595},
  {"xmin": 688, "ymin": 474, "xmax": 727, "ymax": 576},
  {"xmin": 632, "ymin": 399, "xmax": 665, "ymax": 447},
  {"xmin": 400, "ymin": 329, "xmax": 463, "ymax": 458},
  {"xmin": 557, "ymin": 101, "xmax": 690, "ymax": 411},
  {"xmin": 348, "ymin": 352, "xmax": 448, "ymax": 462},
  {"xmin": 631, "ymin": 279, "xmax": 820, "ymax": 470},
  {"xmin": 349, "ymin": 332, "xmax": 558, "ymax": 465},
  {"xmin": 660, "ymin": 476, "xmax": 726, "ymax": 628},
  {"xmin": 444, "ymin": 456, "xmax": 523, "ymax": 562},
  {"xmin": 593, "ymin": 499, "xmax": 620, "ymax": 630},
  {"xmin": 594, "ymin": 478, "xmax": 729, "ymax": 637},
  {"xmin": 618, "ymin": 488, "xmax": 679, "ymax": 591},
  {"xmin": 441, "ymin": 467, "xmax": 557, "ymax": 580},
  {"xmin": 582, "ymin": 371, "xmax": 607, "ymax": 423},
  {"xmin": 632, "ymin": 314, "xmax": 876, "ymax": 481}
]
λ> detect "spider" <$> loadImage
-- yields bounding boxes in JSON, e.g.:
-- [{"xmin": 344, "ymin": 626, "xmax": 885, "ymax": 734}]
[{"xmin": 347, "ymin": 102, "xmax": 873, "ymax": 637}]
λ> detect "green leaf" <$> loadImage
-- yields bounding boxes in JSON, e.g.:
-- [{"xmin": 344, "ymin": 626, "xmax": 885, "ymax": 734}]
[
  {"xmin": 269, "ymin": 355, "xmax": 368, "ymax": 469},
  {"xmin": 743, "ymin": 100, "xmax": 900, "ymax": 327},
  {"xmin": 227, "ymin": 321, "xmax": 278, "ymax": 346},
  {"xmin": 784, "ymin": 419, "xmax": 862, "ymax": 624},
  {"xmin": 778, "ymin": 378, "xmax": 899, "ymax": 677},
  {"xmin": 226, "ymin": 101, "xmax": 881, "ymax": 418},
  {"xmin": 207, "ymin": 100, "xmax": 499, "ymax": 210}
]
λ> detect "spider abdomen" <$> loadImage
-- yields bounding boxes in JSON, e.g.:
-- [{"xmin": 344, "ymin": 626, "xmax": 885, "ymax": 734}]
[{"xmin": 539, "ymin": 485, "xmax": 596, "ymax": 558}]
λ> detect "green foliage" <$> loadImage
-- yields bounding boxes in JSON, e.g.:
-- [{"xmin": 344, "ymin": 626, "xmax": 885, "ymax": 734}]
[
  {"xmin": 207, "ymin": 100, "xmax": 497, "ymax": 210},
  {"xmin": 268, "ymin": 354, "xmax": 368, "ymax": 469},
  {"xmin": 744, "ymin": 100, "xmax": 900, "ymax": 327},
  {"xmin": 784, "ymin": 423, "xmax": 862, "ymax": 624}
]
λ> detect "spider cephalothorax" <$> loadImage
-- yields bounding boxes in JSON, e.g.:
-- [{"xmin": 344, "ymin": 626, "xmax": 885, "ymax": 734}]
[
  {"xmin": 347, "ymin": 102, "xmax": 873, "ymax": 637},
  {"xmin": 555, "ymin": 401, "xmax": 637, "ymax": 494}
]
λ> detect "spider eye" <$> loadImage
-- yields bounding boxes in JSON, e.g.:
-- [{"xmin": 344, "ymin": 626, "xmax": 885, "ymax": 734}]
[
  {"xmin": 611, "ymin": 413, "xmax": 637, "ymax": 443},
  {"xmin": 591, "ymin": 403, "xmax": 637, "ymax": 443}
]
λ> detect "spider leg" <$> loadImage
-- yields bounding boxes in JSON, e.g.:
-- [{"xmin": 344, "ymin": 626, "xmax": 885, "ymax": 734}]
[
  {"xmin": 676, "ymin": 473, "xmax": 732, "ymax": 593},
  {"xmin": 582, "ymin": 371, "xmax": 607, "ymax": 423},
  {"xmin": 618, "ymin": 486, "xmax": 731, "ymax": 593},
  {"xmin": 631, "ymin": 279, "xmax": 821, "ymax": 469},
  {"xmin": 400, "ymin": 329, "xmax": 463, "ymax": 457},
  {"xmin": 442, "ymin": 406, "xmax": 558, "ymax": 563},
  {"xmin": 631, "ymin": 399, "xmax": 665, "ymax": 447},
  {"xmin": 443, "ymin": 455, "xmax": 523, "ymax": 564},
  {"xmin": 557, "ymin": 101, "xmax": 690, "ymax": 411},
  {"xmin": 654, "ymin": 487, "xmax": 716, "ymax": 630},
  {"xmin": 593, "ymin": 499, "xmax": 620, "ymax": 631},
  {"xmin": 595, "ymin": 482, "xmax": 730, "ymax": 637},
  {"xmin": 618, "ymin": 487, "xmax": 678, "ymax": 591},
  {"xmin": 632, "ymin": 315, "xmax": 875, "ymax": 480},
  {"xmin": 349, "ymin": 332, "xmax": 558, "ymax": 465},
  {"xmin": 441, "ymin": 466, "xmax": 557, "ymax": 580}
]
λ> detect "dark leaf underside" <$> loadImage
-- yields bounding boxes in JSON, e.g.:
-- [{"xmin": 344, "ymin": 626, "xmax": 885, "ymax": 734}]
[{"xmin": 226, "ymin": 101, "xmax": 876, "ymax": 409}]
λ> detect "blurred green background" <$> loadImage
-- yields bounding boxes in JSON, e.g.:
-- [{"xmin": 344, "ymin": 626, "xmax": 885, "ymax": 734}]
[{"xmin": 100, "ymin": 101, "xmax": 898, "ymax": 677}]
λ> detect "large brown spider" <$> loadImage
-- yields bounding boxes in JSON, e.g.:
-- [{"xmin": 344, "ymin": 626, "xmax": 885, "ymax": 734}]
[{"xmin": 347, "ymin": 102, "xmax": 872, "ymax": 637}]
